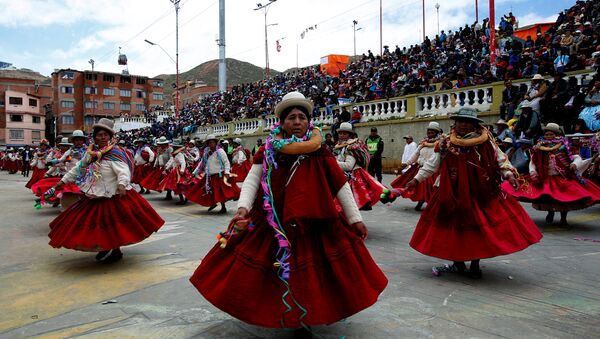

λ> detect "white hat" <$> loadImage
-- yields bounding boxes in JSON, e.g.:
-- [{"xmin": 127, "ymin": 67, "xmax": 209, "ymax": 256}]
[
  {"xmin": 72, "ymin": 130, "xmax": 85, "ymax": 138},
  {"xmin": 233, "ymin": 138, "xmax": 242, "ymax": 145},
  {"xmin": 426, "ymin": 121, "xmax": 442, "ymax": 132},
  {"xmin": 205, "ymin": 134, "xmax": 218, "ymax": 142},
  {"xmin": 92, "ymin": 118, "xmax": 115, "ymax": 136},
  {"xmin": 532, "ymin": 74, "xmax": 544, "ymax": 80},
  {"xmin": 222, "ymin": 140, "xmax": 229, "ymax": 144},
  {"xmin": 59, "ymin": 137, "xmax": 73, "ymax": 146},
  {"xmin": 542, "ymin": 123, "xmax": 562, "ymax": 134},
  {"xmin": 337, "ymin": 122, "xmax": 354, "ymax": 133},
  {"xmin": 274, "ymin": 91, "xmax": 314, "ymax": 118},
  {"xmin": 502, "ymin": 137, "xmax": 513, "ymax": 144},
  {"xmin": 156, "ymin": 136, "xmax": 169, "ymax": 145},
  {"xmin": 495, "ymin": 119, "xmax": 509, "ymax": 126}
]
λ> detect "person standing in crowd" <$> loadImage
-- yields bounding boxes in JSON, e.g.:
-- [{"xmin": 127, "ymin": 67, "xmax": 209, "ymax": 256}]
[
  {"xmin": 335, "ymin": 122, "xmax": 386, "ymax": 211},
  {"xmin": 578, "ymin": 79, "xmax": 600, "ymax": 131},
  {"xmin": 366, "ymin": 127, "xmax": 384, "ymax": 182},
  {"xmin": 31, "ymin": 138, "xmax": 78, "ymax": 207},
  {"xmin": 392, "ymin": 122, "xmax": 443, "ymax": 211},
  {"xmin": 20, "ymin": 145, "xmax": 33, "ymax": 177},
  {"xmin": 494, "ymin": 119, "xmax": 515, "ymax": 145},
  {"xmin": 160, "ymin": 143, "xmax": 190, "ymax": 205},
  {"xmin": 520, "ymin": 74, "xmax": 548, "ymax": 117},
  {"xmin": 514, "ymin": 103, "xmax": 542, "ymax": 140},
  {"xmin": 252, "ymin": 138, "xmax": 263, "ymax": 156},
  {"xmin": 185, "ymin": 135, "xmax": 239, "ymax": 213},
  {"xmin": 5, "ymin": 148, "xmax": 18, "ymax": 174},
  {"xmin": 132, "ymin": 139, "xmax": 155, "ymax": 194},
  {"xmin": 503, "ymin": 123, "xmax": 600, "ymax": 226},
  {"xmin": 26, "ymin": 139, "xmax": 51, "ymax": 189},
  {"xmin": 231, "ymin": 138, "xmax": 251, "ymax": 182},
  {"xmin": 500, "ymin": 79, "xmax": 519, "ymax": 120},
  {"xmin": 401, "ymin": 134, "xmax": 418, "ymax": 169},
  {"xmin": 50, "ymin": 118, "xmax": 164, "ymax": 262},
  {"xmin": 510, "ymin": 138, "xmax": 534, "ymax": 175},
  {"xmin": 184, "ymin": 140, "xmax": 200, "ymax": 168},
  {"xmin": 139, "ymin": 137, "xmax": 169, "ymax": 194},
  {"xmin": 189, "ymin": 92, "xmax": 387, "ymax": 336},
  {"xmin": 405, "ymin": 108, "xmax": 542, "ymax": 278}
]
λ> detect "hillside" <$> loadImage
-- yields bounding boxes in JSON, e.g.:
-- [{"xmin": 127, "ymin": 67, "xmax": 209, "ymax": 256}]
[
  {"xmin": 155, "ymin": 58, "xmax": 279, "ymax": 97},
  {"xmin": 0, "ymin": 68, "xmax": 50, "ymax": 84}
]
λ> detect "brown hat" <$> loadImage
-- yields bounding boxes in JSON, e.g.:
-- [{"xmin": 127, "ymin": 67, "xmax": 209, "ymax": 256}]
[{"xmin": 92, "ymin": 118, "xmax": 115, "ymax": 136}]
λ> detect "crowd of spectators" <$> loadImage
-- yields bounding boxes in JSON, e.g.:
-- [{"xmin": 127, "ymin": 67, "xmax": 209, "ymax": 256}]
[{"xmin": 116, "ymin": 0, "xmax": 600, "ymax": 145}]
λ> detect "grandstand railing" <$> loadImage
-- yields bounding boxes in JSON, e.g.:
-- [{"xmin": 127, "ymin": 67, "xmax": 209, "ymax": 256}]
[
  {"xmin": 114, "ymin": 110, "xmax": 172, "ymax": 131},
  {"xmin": 192, "ymin": 69, "xmax": 596, "ymax": 140}
]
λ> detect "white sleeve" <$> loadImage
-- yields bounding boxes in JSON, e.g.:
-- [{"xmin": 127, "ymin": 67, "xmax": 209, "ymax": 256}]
[
  {"xmin": 59, "ymin": 149, "xmax": 72, "ymax": 163},
  {"xmin": 407, "ymin": 145, "xmax": 422, "ymax": 165},
  {"xmin": 176, "ymin": 153, "xmax": 186, "ymax": 173},
  {"xmin": 164, "ymin": 157, "xmax": 175, "ymax": 171},
  {"xmin": 61, "ymin": 154, "xmax": 90, "ymax": 184},
  {"xmin": 219, "ymin": 149, "xmax": 231, "ymax": 174},
  {"xmin": 337, "ymin": 154, "xmax": 357, "ymax": 171},
  {"xmin": 237, "ymin": 164, "xmax": 263, "ymax": 210},
  {"xmin": 491, "ymin": 140, "xmax": 516, "ymax": 178},
  {"xmin": 414, "ymin": 152, "xmax": 441, "ymax": 182},
  {"xmin": 336, "ymin": 182, "xmax": 363, "ymax": 224},
  {"xmin": 145, "ymin": 147, "xmax": 155, "ymax": 162},
  {"xmin": 238, "ymin": 150, "xmax": 247, "ymax": 164},
  {"xmin": 110, "ymin": 160, "xmax": 131, "ymax": 187}
]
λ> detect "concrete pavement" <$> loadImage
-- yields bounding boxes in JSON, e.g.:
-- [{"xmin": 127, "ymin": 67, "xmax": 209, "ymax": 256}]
[{"xmin": 1, "ymin": 171, "xmax": 599, "ymax": 338}]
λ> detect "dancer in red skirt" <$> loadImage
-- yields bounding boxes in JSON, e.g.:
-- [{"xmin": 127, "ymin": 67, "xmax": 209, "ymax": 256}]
[
  {"xmin": 5, "ymin": 148, "xmax": 18, "ymax": 174},
  {"xmin": 25, "ymin": 139, "xmax": 51, "ymax": 188},
  {"xmin": 159, "ymin": 143, "xmax": 191, "ymax": 205},
  {"xmin": 502, "ymin": 123, "xmax": 600, "ymax": 226},
  {"xmin": 31, "ymin": 138, "xmax": 79, "ymax": 207},
  {"xmin": 231, "ymin": 138, "xmax": 251, "ymax": 182},
  {"xmin": 406, "ymin": 108, "xmax": 542, "ymax": 278},
  {"xmin": 189, "ymin": 92, "xmax": 387, "ymax": 335},
  {"xmin": 50, "ymin": 118, "xmax": 164, "ymax": 262},
  {"xmin": 334, "ymin": 122, "xmax": 385, "ymax": 210},
  {"xmin": 139, "ymin": 136, "xmax": 171, "ymax": 196},
  {"xmin": 185, "ymin": 134, "xmax": 239, "ymax": 213},
  {"xmin": 133, "ymin": 138, "xmax": 155, "ymax": 194},
  {"xmin": 391, "ymin": 121, "xmax": 442, "ymax": 211}
]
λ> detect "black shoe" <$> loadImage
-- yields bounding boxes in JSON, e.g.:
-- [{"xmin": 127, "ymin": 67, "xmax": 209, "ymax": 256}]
[
  {"xmin": 175, "ymin": 199, "xmax": 187, "ymax": 205},
  {"xmin": 207, "ymin": 204, "xmax": 218, "ymax": 212},
  {"xmin": 359, "ymin": 205, "xmax": 372, "ymax": 211},
  {"xmin": 138, "ymin": 188, "xmax": 146, "ymax": 194},
  {"xmin": 415, "ymin": 201, "xmax": 425, "ymax": 211},
  {"xmin": 217, "ymin": 207, "xmax": 227, "ymax": 214},
  {"xmin": 545, "ymin": 211, "xmax": 555, "ymax": 224},
  {"xmin": 96, "ymin": 250, "xmax": 111, "ymax": 261},
  {"xmin": 144, "ymin": 190, "xmax": 151, "ymax": 194},
  {"xmin": 467, "ymin": 268, "xmax": 483, "ymax": 279},
  {"xmin": 164, "ymin": 195, "xmax": 173, "ymax": 201},
  {"xmin": 103, "ymin": 249, "xmax": 123, "ymax": 263},
  {"xmin": 293, "ymin": 327, "xmax": 313, "ymax": 339},
  {"xmin": 432, "ymin": 262, "xmax": 466, "ymax": 276}
]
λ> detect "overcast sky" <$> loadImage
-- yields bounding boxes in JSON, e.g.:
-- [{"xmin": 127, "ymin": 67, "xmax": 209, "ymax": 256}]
[{"xmin": 0, "ymin": 0, "xmax": 571, "ymax": 79}]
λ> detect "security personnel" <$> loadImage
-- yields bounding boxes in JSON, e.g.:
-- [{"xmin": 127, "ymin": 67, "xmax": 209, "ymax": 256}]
[{"xmin": 365, "ymin": 127, "xmax": 384, "ymax": 182}]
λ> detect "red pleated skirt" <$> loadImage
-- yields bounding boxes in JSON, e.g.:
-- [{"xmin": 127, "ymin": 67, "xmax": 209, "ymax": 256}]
[
  {"xmin": 159, "ymin": 168, "xmax": 192, "ymax": 194},
  {"xmin": 25, "ymin": 167, "xmax": 48, "ymax": 189},
  {"xmin": 5, "ymin": 160, "xmax": 18, "ymax": 173},
  {"xmin": 231, "ymin": 161, "xmax": 252, "ymax": 182},
  {"xmin": 48, "ymin": 189, "xmax": 165, "ymax": 251},
  {"xmin": 349, "ymin": 168, "xmax": 385, "ymax": 209},
  {"xmin": 132, "ymin": 164, "xmax": 152, "ymax": 184},
  {"xmin": 185, "ymin": 174, "xmax": 240, "ymax": 206},
  {"xmin": 390, "ymin": 165, "xmax": 438, "ymax": 202},
  {"xmin": 31, "ymin": 177, "xmax": 81, "ymax": 200},
  {"xmin": 502, "ymin": 175, "xmax": 600, "ymax": 211},
  {"xmin": 139, "ymin": 167, "xmax": 164, "ymax": 191},
  {"xmin": 189, "ymin": 214, "xmax": 388, "ymax": 328},
  {"xmin": 410, "ymin": 190, "xmax": 542, "ymax": 261}
]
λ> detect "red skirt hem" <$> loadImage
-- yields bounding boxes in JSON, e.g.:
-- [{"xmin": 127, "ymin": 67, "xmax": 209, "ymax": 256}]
[
  {"xmin": 349, "ymin": 168, "xmax": 385, "ymax": 208},
  {"xmin": 25, "ymin": 167, "xmax": 48, "ymax": 189},
  {"xmin": 185, "ymin": 174, "xmax": 240, "ymax": 206}
]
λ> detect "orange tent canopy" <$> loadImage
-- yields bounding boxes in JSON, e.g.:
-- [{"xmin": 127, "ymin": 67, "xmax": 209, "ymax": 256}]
[
  {"xmin": 512, "ymin": 22, "xmax": 555, "ymax": 41},
  {"xmin": 320, "ymin": 55, "xmax": 350, "ymax": 76}
]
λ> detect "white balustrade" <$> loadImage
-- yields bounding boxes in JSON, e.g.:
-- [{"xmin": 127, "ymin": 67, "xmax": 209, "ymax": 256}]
[
  {"xmin": 212, "ymin": 124, "xmax": 229, "ymax": 136},
  {"xmin": 416, "ymin": 86, "xmax": 493, "ymax": 118},
  {"xmin": 358, "ymin": 97, "xmax": 407, "ymax": 122},
  {"xmin": 233, "ymin": 119, "xmax": 262, "ymax": 135}
]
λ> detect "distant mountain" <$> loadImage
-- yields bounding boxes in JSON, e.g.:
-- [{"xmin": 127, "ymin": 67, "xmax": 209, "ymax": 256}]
[
  {"xmin": 0, "ymin": 68, "xmax": 50, "ymax": 84},
  {"xmin": 155, "ymin": 58, "xmax": 279, "ymax": 97}
]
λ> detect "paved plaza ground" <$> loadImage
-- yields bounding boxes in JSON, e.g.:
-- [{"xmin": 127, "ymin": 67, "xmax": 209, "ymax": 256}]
[{"xmin": 1, "ymin": 171, "xmax": 599, "ymax": 338}]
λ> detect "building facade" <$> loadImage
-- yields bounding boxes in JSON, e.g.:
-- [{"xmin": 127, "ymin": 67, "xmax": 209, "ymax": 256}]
[
  {"xmin": 176, "ymin": 80, "xmax": 230, "ymax": 106},
  {"xmin": 51, "ymin": 69, "xmax": 164, "ymax": 136},
  {"xmin": 0, "ymin": 77, "xmax": 52, "ymax": 147}
]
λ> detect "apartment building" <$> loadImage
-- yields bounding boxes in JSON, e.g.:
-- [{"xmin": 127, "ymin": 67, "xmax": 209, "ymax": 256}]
[
  {"xmin": 0, "ymin": 76, "xmax": 52, "ymax": 147},
  {"xmin": 51, "ymin": 69, "xmax": 164, "ymax": 135}
]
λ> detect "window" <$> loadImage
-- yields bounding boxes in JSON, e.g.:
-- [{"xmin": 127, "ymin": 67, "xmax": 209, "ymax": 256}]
[
  {"xmin": 103, "ymin": 102, "xmax": 116, "ymax": 110},
  {"xmin": 10, "ymin": 114, "xmax": 23, "ymax": 122},
  {"xmin": 153, "ymin": 80, "xmax": 164, "ymax": 87},
  {"xmin": 10, "ymin": 129, "xmax": 24, "ymax": 140},
  {"xmin": 136, "ymin": 104, "xmax": 145, "ymax": 111},
  {"xmin": 84, "ymin": 87, "xmax": 97, "ymax": 94},
  {"xmin": 61, "ymin": 72, "xmax": 74, "ymax": 80},
  {"xmin": 136, "ymin": 77, "xmax": 146, "ymax": 85},
  {"xmin": 120, "ymin": 76, "xmax": 131, "ymax": 83},
  {"xmin": 9, "ymin": 97, "xmax": 23, "ymax": 105},
  {"xmin": 103, "ymin": 74, "xmax": 115, "ymax": 82},
  {"xmin": 85, "ymin": 73, "xmax": 98, "ymax": 81},
  {"xmin": 85, "ymin": 101, "xmax": 98, "ymax": 108},
  {"xmin": 32, "ymin": 116, "xmax": 41, "ymax": 123},
  {"xmin": 61, "ymin": 100, "xmax": 75, "ymax": 108},
  {"xmin": 0, "ymin": 99, "xmax": 4, "ymax": 107},
  {"xmin": 120, "ymin": 89, "xmax": 131, "ymax": 97},
  {"xmin": 136, "ymin": 90, "xmax": 145, "ymax": 98},
  {"xmin": 32, "ymin": 130, "xmax": 41, "ymax": 141},
  {"xmin": 29, "ymin": 98, "xmax": 38, "ymax": 107},
  {"xmin": 120, "ymin": 103, "xmax": 131, "ymax": 111},
  {"xmin": 61, "ymin": 115, "xmax": 75, "ymax": 124},
  {"xmin": 103, "ymin": 87, "xmax": 115, "ymax": 96},
  {"xmin": 153, "ymin": 93, "xmax": 163, "ymax": 100},
  {"xmin": 61, "ymin": 86, "xmax": 74, "ymax": 94},
  {"xmin": 84, "ymin": 116, "xmax": 95, "ymax": 125}
]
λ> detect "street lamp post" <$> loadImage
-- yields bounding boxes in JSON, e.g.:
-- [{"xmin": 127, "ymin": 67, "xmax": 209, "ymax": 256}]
[
  {"xmin": 170, "ymin": 0, "xmax": 181, "ymax": 119},
  {"xmin": 435, "ymin": 3, "xmax": 440, "ymax": 35},
  {"xmin": 144, "ymin": 39, "xmax": 178, "ymax": 119},
  {"xmin": 254, "ymin": 0, "xmax": 277, "ymax": 79},
  {"xmin": 353, "ymin": 20, "xmax": 362, "ymax": 56}
]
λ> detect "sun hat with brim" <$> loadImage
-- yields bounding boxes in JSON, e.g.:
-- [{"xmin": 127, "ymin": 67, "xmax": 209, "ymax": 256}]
[
  {"xmin": 134, "ymin": 138, "xmax": 145, "ymax": 144},
  {"xmin": 274, "ymin": 91, "xmax": 314, "ymax": 118},
  {"xmin": 58, "ymin": 137, "xmax": 73, "ymax": 146},
  {"xmin": 502, "ymin": 137, "xmax": 513, "ymax": 144},
  {"xmin": 233, "ymin": 138, "xmax": 243, "ymax": 145},
  {"xmin": 91, "ymin": 118, "xmax": 115, "ymax": 136},
  {"xmin": 205, "ymin": 134, "xmax": 219, "ymax": 142},
  {"xmin": 450, "ymin": 107, "xmax": 485, "ymax": 123},
  {"xmin": 532, "ymin": 74, "xmax": 544, "ymax": 81},
  {"xmin": 39, "ymin": 139, "xmax": 50, "ymax": 146},
  {"xmin": 426, "ymin": 121, "xmax": 443, "ymax": 132},
  {"xmin": 542, "ymin": 123, "xmax": 562, "ymax": 134},
  {"xmin": 338, "ymin": 122, "xmax": 354, "ymax": 133},
  {"xmin": 72, "ymin": 130, "xmax": 86, "ymax": 139},
  {"xmin": 495, "ymin": 119, "xmax": 509, "ymax": 126},
  {"xmin": 156, "ymin": 136, "xmax": 170, "ymax": 145}
]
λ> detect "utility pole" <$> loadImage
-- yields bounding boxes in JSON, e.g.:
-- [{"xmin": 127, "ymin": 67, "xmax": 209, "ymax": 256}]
[
  {"xmin": 254, "ymin": 0, "xmax": 277, "ymax": 79},
  {"xmin": 170, "ymin": 0, "xmax": 181, "ymax": 119},
  {"xmin": 218, "ymin": 0, "xmax": 226, "ymax": 92},
  {"xmin": 489, "ymin": 0, "xmax": 496, "ymax": 65},
  {"xmin": 422, "ymin": 0, "xmax": 426, "ymax": 40},
  {"xmin": 435, "ymin": 3, "xmax": 440, "ymax": 35},
  {"xmin": 379, "ymin": 0, "xmax": 383, "ymax": 55},
  {"xmin": 353, "ymin": 20, "xmax": 362, "ymax": 56}
]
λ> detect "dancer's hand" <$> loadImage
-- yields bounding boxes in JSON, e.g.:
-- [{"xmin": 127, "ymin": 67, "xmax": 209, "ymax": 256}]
[
  {"xmin": 116, "ymin": 184, "xmax": 126, "ymax": 196},
  {"xmin": 232, "ymin": 207, "xmax": 249, "ymax": 224},
  {"xmin": 405, "ymin": 178, "xmax": 418, "ymax": 189},
  {"xmin": 506, "ymin": 172, "xmax": 519, "ymax": 189},
  {"xmin": 352, "ymin": 222, "xmax": 368, "ymax": 240},
  {"xmin": 54, "ymin": 181, "xmax": 64, "ymax": 191}
]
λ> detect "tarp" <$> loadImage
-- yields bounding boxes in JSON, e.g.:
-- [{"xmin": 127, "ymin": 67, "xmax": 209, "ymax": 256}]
[
  {"xmin": 320, "ymin": 54, "xmax": 350, "ymax": 76},
  {"xmin": 512, "ymin": 22, "xmax": 555, "ymax": 41}
]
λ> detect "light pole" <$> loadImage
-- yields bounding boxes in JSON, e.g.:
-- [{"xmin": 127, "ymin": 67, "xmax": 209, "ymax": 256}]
[
  {"xmin": 170, "ymin": 0, "xmax": 181, "ymax": 119},
  {"xmin": 353, "ymin": 20, "xmax": 362, "ymax": 56},
  {"xmin": 254, "ymin": 0, "xmax": 277, "ymax": 79},
  {"xmin": 435, "ymin": 3, "xmax": 440, "ymax": 35},
  {"xmin": 422, "ymin": 0, "xmax": 426, "ymax": 40},
  {"xmin": 88, "ymin": 59, "xmax": 95, "ymax": 119},
  {"xmin": 144, "ymin": 39, "xmax": 178, "ymax": 117}
]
